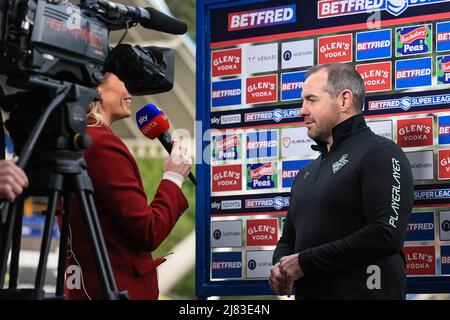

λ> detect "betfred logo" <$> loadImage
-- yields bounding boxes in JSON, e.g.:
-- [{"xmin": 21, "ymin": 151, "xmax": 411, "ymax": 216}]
[
  {"xmin": 437, "ymin": 55, "xmax": 450, "ymax": 85},
  {"xmin": 281, "ymin": 71, "xmax": 306, "ymax": 101},
  {"xmin": 247, "ymin": 162, "xmax": 278, "ymax": 190},
  {"xmin": 246, "ymin": 130, "xmax": 278, "ymax": 159},
  {"xmin": 405, "ymin": 212, "xmax": 435, "ymax": 241},
  {"xmin": 211, "ymin": 48, "xmax": 242, "ymax": 77},
  {"xmin": 356, "ymin": 61, "xmax": 391, "ymax": 93},
  {"xmin": 246, "ymin": 75, "xmax": 278, "ymax": 104},
  {"xmin": 318, "ymin": 34, "xmax": 353, "ymax": 64},
  {"xmin": 437, "ymin": 21, "xmax": 450, "ymax": 52},
  {"xmin": 395, "ymin": 57, "xmax": 432, "ymax": 90},
  {"xmin": 228, "ymin": 5, "xmax": 296, "ymax": 31},
  {"xmin": 212, "ymin": 165, "xmax": 242, "ymax": 192},
  {"xmin": 397, "ymin": 117, "xmax": 433, "ymax": 148},
  {"xmin": 438, "ymin": 149, "xmax": 450, "ymax": 180},
  {"xmin": 246, "ymin": 219, "xmax": 278, "ymax": 246},
  {"xmin": 441, "ymin": 246, "xmax": 450, "ymax": 275},
  {"xmin": 282, "ymin": 160, "xmax": 312, "ymax": 188},
  {"xmin": 396, "ymin": 24, "xmax": 432, "ymax": 57},
  {"xmin": 211, "ymin": 79, "xmax": 242, "ymax": 107},
  {"xmin": 356, "ymin": 29, "xmax": 392, "ymax": 61},
  {"xmin": 211, "ymin": 252, "xmax": 242, "ymax": 279},
  {"xmin": 438, "ymin": 115, "xmax": 450, "ymax": 145},
  {"xmin": 403, "ymin": 246, "xmax": 436, "ymax": 276},
  {"xmin": 318, "ymin": 0, "xmax": 450, "ymax": 19}
]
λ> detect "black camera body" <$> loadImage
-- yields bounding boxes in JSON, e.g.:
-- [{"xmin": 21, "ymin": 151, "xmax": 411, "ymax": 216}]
[{"xmin": 0, "ymin": 0, "xmax": 175, "ymax": 94}]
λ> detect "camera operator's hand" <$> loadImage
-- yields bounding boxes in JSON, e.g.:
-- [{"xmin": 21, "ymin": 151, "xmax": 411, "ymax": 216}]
[
  {"xmin": 164, "ymin": 140, "xmax": 193, "ymax": 179},
  {"xmin": 0, "ymin": 157, "xmax": 29, "ymax": 202}
]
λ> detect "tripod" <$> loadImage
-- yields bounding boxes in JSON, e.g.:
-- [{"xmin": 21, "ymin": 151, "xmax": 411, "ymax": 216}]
[{"xmin": 0, "ymin": 78, "xmax": 127, "ymax": 299}]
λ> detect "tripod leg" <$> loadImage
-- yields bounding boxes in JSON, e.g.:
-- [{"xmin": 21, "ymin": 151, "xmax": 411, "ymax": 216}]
[
  {"xmin": 56, "ymin": 192, "xmax": 71, "ymax": 296},
  {"xmin": 74, "ymin": 190, "xmax": 116, "ymax": 299},
  {"xmin": 9, "ymin": 198, "xmax": 24, "ymax": 289},
  {"xmin": 0, "ymin": 202, "xmax": 17, "ymax": 288},
  {"xmin": 85, "ymin": 193, "xmax": 118, "ymax": 292},
  {"xmin": 35, "ymin": 190, "xmax": 60, "ymax": 299}
]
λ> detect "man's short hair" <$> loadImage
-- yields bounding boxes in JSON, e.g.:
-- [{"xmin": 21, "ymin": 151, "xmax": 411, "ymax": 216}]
[{"xmin": 306, "ymin": 63, "xmax": 366, "ymax": 112}]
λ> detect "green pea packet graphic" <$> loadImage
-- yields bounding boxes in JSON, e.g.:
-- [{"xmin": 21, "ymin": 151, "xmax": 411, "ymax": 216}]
[
  {"xmin": 396, "ymin": 24, "xmax": 432, "ymax": 57},
  {"xmin": 212, "ymin": 134, "xmax": 242, "ymax": 162}
]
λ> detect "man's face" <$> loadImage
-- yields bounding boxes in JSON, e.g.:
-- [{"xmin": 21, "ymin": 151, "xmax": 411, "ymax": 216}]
[{"xmin": 300, "ymin": 70, "xmax": 341, "ymax": 143}]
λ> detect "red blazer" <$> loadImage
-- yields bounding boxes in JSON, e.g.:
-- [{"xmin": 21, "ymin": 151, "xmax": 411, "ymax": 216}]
[{"xmin": 64, "ymin": 123, "xmax": 189, "ymax": 300}]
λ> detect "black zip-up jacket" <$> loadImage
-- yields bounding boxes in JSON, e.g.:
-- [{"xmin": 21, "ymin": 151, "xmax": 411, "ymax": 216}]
[{"xmin": 273, "ymin": 114, "xmax": 414, "ymax": 300}]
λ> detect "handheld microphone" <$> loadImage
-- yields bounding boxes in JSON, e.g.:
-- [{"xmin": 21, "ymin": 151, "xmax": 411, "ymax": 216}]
[
  {"xmin": 97, "ymin": 0, "xmax": 188, "ymax": 35},
  {"xmin": 136, "ymin": 103, "xmax": 197, "ymax": 186}
]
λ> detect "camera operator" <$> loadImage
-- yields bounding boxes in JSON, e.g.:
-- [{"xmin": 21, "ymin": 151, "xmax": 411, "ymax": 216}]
[
  {"xmin": 0, "ymin": 157, "xmax": 28, "ymax": 202},
  {"xmin": 65, "ymin": 72, "xmax": 192, "ymax": 300}
]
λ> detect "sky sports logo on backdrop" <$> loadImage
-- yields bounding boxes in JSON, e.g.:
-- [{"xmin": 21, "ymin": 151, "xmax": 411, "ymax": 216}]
[
  {"xmin": 318, "ymin": 0, "xmax": 450, "ymax": 19},
  {"xmin": 228, "ymin": 5, "xmax": 296, "ymax": 31}
]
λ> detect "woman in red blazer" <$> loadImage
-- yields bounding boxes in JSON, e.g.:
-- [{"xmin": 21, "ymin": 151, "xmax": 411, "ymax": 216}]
[{"xmin": 64, "ymin": 73, "xmax": 192, "ymax": 300}]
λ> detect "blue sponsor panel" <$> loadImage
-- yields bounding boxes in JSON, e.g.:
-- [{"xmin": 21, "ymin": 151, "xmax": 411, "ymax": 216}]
[
  {"xmin": 244, "ymin": 107, "xmax": 301, "ymax": 124},
  {"xmin": 245, "ymin": 196, "xmax": 290, "ymax": 211},
  {"xmin": 211, "ymin": 252, "xmax": 242, "ymax": 279},
  {"xmin": 437, "ymin": 55, "xmax": 450, "ymax": 84},
  {"xmin": 356, "ymin": 29, "xmax": 392, "ymax": 61},
  {"xmin": 246, "ymin": 130, "xmax": 278, "ymax": 159},
  {"xmin": 282, "ymin": 160, "xmax": 312, "ymax": 188},
  {"xmin": 212, "ymin": 79, "xmax": 242, "ymax": 107},
  {"xmin": 406, "ymin": 212, "xmax": 435, "ymax": 241},
  {"xmin": 247, "ymin": 162, "xmax": 278, "ymax": 190},
  {"xmin": 439, "ymin": 116, "xmax": 450, "ymax": 145},
  {"xmin": 212, "ymin": 134, "xmax": 241, "ymax": 161},
  {"xmin": 396, "ymin": 24, "xmax": 432, "ymax": 57},
  {"xmin": 441, "ymin": 246, "xmax": 450, "ymax": 275},
  {"xmin": 281, "ymin": 71, "xmax": 306, "ymax": 101},
  {"xmin": 367, "ymin": 91, "xmax": 450, "ymax": 115},
  {"xmin": 437, "ymin": 21, "xmax": 450, "ymax": 52},
  {"xmin": 395, "ymin": 57, "xmax": 432, "ymax": 90}
]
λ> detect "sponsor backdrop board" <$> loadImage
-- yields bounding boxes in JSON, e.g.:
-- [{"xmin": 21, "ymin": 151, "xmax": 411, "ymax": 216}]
[{"xmin": 197, "ymin": 0, "xmax": 450, "ymax": 298}]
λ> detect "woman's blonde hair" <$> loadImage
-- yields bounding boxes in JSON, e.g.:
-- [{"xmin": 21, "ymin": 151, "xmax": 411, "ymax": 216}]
[{"xmin": 87, "ymin": 73, "xmax": 111, "ymax": 127}]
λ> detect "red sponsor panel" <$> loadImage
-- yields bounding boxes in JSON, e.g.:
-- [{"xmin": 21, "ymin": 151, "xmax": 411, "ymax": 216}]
[
  {"xmin": 246, "ymin": 74, "xmax": 278, "ymax": 104},
  {"xmin": 246, "ymin": 219, "xmax": 278, "ymax": 246},
  {"xmin": 318, "ymin": 34, "xmax": 353, "ymax": 64},
  {"xmin": 403, "ymin": 246, "xmax": 436, "ymax": 276},
  {"xmin": 397, "ymin": 117, "xmax": 434, "ymax": 148},
  {"xmin": 211, "ymin": 48, "xmax": 242, "ymax": 77},
  {"xmin": 356, "ymin": 62, "xmax": 392, "ymax": 93},
  {"xmin": 212, "ymin": 165, "xmax": 242, "ymax": 192},
  {"xmin": 438, "ymin": 149, "xmax": 450, "ymax": 179}
]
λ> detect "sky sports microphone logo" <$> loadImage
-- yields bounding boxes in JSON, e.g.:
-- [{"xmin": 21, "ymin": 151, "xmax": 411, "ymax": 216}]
[
  {"xmin": 318, "ymin": 0, "xmax": 450, "ymax": 19},
  {"xmin": 228, "ymin": 5, "xmax": 296, "ymax": 31}
]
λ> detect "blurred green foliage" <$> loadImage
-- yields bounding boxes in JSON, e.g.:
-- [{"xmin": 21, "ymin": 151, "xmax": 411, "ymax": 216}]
[
  {"xmin": 165, "ymin": 0, "xmax": 196, "ymax": 40},
  {"xmin": 136, "ymin": 157, "xmax": 196, "ymax": 299}
]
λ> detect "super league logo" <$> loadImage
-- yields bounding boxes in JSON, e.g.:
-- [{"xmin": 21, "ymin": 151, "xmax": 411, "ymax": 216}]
[{"xmin": 386, "ymin": 0, "xmax": 408, "ymax": 16}]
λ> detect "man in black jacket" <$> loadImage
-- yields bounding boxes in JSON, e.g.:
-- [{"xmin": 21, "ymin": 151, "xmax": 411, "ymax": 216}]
[{"xmin": 270, "ymin": 63, "xmax": 413, "ymax": 299}]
